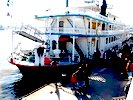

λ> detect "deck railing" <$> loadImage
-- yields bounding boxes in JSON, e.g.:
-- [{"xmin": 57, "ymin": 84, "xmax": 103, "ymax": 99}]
[
  {"xmin": 13, "ymin": 24, "xmax": 44, "ymax": 41},
  {"xmin": 45, "ymin": 27, "xmax": 126, "ymax": 36},
  {"xmin": 12, "ymin": 24, "xmax": 128, "ymax": 38}
]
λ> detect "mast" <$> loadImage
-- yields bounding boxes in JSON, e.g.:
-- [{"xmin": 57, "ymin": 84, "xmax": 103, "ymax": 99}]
[{"xmin": 66, "ymin": 0, "xmax": 68, "ymax": 7}]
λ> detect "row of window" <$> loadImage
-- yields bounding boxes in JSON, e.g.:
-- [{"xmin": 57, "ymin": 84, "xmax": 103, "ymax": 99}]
[{"xmin": 106, "ymin": 36, "xmax": 120, "ymax": 44}]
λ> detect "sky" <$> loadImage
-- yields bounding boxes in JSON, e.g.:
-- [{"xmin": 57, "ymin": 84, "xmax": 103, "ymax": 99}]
[
  {"xmin": 1, "ymin": 0, "xmax": 133, "ymax": 26},
  {"xmin": 107, "ymin": 0, "xmax": 133, "ymax": 25},
  {"xmin": 0, "ymin": 0, "xmax": 132, "ymax": 50}
]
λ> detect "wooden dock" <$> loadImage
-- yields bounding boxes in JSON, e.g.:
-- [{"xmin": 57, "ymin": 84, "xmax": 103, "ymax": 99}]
[
  {"xmin": 22, "ymin": 83, "xmax": 78, "ymax": 100},
  {"xmin": 126, "ymin": 80, "xmax": 133, "ymax": 100}
]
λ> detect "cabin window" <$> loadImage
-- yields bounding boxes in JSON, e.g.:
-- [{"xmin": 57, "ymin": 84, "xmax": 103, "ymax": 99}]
[
  {"xmin": 114, "ymin": 36, "xmax": 116, "ymax": 41},
  {"xmin": 59, "ymin": 21, "xmax": 64, "ymax": 27},
  {"xmin": 59, "ymin": 21, "xmax": 64, "ymax": 32},
  {"xmin": 106, "ymin": 38, "xmax": 108, "ymax": 44},
  {"xmin": 111, "ymin": 37, "xmax": 114, "ymax": 42},
  {"xmin": 92, "ymin": 22, "xmax": 96, "ymax": 29},
  {"xmin": 102, "ymin": 23, "xmax": 105, "ymax": 30},
  {"xmin": 109, "ymin": 25, "xmax": 111, "ymax": 30},
  {"xmin": 113, "ymin": 37, "xmax": 115, "ymax": 41},
  {"xmin": 114, "ymin": 36, "xmax": 115, "ymax": 41},
  {"xmin": 115, "ymin": 36, "xmax": 117, "ymax": 40},
  {"xmin": 88, "ymin": 21, "xmax": 90, "ymax": 28}
]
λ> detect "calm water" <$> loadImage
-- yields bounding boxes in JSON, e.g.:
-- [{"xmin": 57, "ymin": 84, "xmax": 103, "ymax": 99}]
[
  {"xmin": 0, "ymin": 64, "xmax": 51, "ymax": 100},
  {"xmin": 0, "ymin": 67, "xmax": 22, "ymax": 100},
  {"xmin": 0, "ymin": 29, "xmax": 47, "ymax": 100}
]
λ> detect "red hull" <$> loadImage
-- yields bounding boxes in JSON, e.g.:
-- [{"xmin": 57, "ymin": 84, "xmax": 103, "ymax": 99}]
[{"xmin": 10, "ymin": 60, "xmax": 80, "ymax": 82}]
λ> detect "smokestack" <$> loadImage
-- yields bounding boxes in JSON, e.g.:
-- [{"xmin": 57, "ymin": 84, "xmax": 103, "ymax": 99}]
[{"xmin": 100, "ymin": 0, "xmax": 107, "ymax": 16}]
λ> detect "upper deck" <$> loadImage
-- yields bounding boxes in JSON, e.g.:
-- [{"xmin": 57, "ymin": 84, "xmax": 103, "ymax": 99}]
[
  {"xmin": 35, "ymin": 7, "xmax": 119, "ymax": 24},
  {"xmin": 34, "ymin": 7, "xmax": 128, "ymax": 37}
]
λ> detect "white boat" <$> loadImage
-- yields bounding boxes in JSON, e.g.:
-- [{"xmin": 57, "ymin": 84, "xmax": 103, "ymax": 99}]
[
  {"xmin": 34, "ymin": 0, "xmax": 130, "ymax": 59},
  {"xmin": 9, "ymin": 0, "xmax": 131, "ymax": 80}
]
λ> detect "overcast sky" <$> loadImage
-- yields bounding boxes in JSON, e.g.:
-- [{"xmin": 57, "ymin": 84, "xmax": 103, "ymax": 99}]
[
  {"xmin": 1, "ymin": 0, "xmax": 133, "ymax": 26},
  {"xmin": 0, "ymin": 0, "xmax": 132, "ymax": 50}
]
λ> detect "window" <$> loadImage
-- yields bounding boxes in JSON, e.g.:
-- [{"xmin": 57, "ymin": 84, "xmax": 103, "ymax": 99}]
[
  {"xmin": 106, "ymin": 38, "xmax": 108, "ymax": 44},
  {"xmin": 59, "ymin": 21, "xmax": 64, "ymax": 32},
  {"xmin": 111, "ymin": 37, "xmax": 114, "ymax": 42},
  {"xmin": 114, "ymin": 36, "xmax": 116, "ymax": 41},
  {"xmin": 59, "ymin": 21, "xmax": 64, "ymax": 27}
]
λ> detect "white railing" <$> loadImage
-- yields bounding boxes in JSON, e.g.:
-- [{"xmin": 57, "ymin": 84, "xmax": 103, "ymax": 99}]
[
  {"xmin": 13, "ymin": 24, "xmax": 44, "ymax": 41},
  {"xmin": 12, "ymin": 24, "xmax": 127, "ymax": 38},
  {"xmin": 45, "ymin": 27, "xmax": 126, "ymax": 36},
  {"xmin": 99, "ymin": 30, "xmax": 125, "ymax": 35}
]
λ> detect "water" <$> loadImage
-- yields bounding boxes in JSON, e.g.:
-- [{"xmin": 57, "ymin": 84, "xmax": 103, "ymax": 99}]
[
  {"xmin": 0, "ymin": 64, "xmax": 50, "ymax": 100},
  {"xmin": 0, "ymin": 68, "xmax": 22, "ymax": 100},
  {"xmin": 0, "ymin": 29, "xmax": 45, "ymax": 100}
]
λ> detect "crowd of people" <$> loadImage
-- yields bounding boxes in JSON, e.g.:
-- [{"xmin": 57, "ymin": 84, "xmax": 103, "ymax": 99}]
[
  {"xmin": 70, "ymin": 38, "xmax": 133, "ymax": 97},
  {"xmin": 92, "ymin": 39, "xmax": 133, "ymax": 80}
]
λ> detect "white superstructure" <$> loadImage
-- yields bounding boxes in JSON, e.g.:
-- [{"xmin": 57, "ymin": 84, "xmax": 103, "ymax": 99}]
[
  {"xmin": 34, "ymin": 2, "xmax": 130, "ymax": 61},
  {"xmin": 11, "ymin": 0, "xmax": 131, "ymax": 62}
]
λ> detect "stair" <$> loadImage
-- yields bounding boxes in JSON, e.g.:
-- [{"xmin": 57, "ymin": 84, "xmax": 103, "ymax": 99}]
[{"xmin": 13, "ymin": 24, "xmax": 44, "ymax": 43}]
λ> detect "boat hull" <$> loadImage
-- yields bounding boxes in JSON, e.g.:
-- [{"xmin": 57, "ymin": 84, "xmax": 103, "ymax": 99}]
[{"xmin": 11, "ymin": 61, "xmax": 80, "ymax": 82}]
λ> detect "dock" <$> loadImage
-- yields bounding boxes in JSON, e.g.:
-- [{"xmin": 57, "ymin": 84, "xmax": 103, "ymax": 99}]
[
  {"xmin": 22, "ymin": 83, "xmax": 78, "ymax": 100},
  {"xmin": 126, "ymin": 80, "xmax": 133, "ymax": 100},
  {"xmin": 21, "ymin": 66, "xmax": 128, "ymax": 100}
]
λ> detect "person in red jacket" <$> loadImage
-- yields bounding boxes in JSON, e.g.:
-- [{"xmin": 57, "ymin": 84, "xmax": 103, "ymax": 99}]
[{"xmin": 126, "ymin": 59, "xmax": 133, "ymax": 79}]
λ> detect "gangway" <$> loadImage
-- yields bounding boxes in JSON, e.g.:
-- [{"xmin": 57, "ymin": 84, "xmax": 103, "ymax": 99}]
[{"xmin": 13, "ymin": 24, "xmax": 44, "ymax": 43}]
